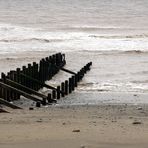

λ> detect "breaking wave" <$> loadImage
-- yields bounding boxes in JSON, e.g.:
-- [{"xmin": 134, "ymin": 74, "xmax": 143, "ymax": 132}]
[
  {"xmin": 0, "ymin": 38, "xmax": 63, "ymax": 43},
  {"xmin": 0, "ymin": 23, "xmax": 148, "ymax": 54},
  {"xmin": 78, "ymin": 82, "xmax": 148, "ymax": 93},
  {"xmin": 89, "ymin": 34, "xmax": 148, "ymax": 39}
]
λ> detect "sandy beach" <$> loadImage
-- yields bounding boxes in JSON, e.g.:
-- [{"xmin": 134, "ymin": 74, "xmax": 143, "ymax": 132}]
[
  {"xmin": 0, "ymin": 0, "xmax": 148, "ymax": 147},
  {"xmin": 0, "ymin": 104, "xmax": 148, "ymax": 148}
]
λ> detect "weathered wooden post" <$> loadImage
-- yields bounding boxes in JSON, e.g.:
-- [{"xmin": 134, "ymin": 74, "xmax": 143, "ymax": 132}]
[
  {"xmin": 80, "ymin": 70, "xmax": 83, "ymax": 80},
  {"xmin": 75, "ymin": 74, "xmax": 78, "ymax": 87},
  {"xmin": 33, "ymin": 62, "xmax": 40, "ymax": 90},
  {"xmin": 77, "ymin": 72, "xmax": 80, "ymax": 82},
  {"xmin": 69, "ymin": 77, "xmax": 72, "ymax": 93},
  {"xmin": 52, "ymin": 89, "xmax": 56, "ymax": 99},
  {"xmin": 45, "ymin": 57, "xmax": 50, "ymax": 80},
  {"xmin": 16, "ymin": 68, "xmax": 20, "ymax": 83},
  {"xmin": 16, "ymin": 68, "xmax": 21, "ymax": 84},
  {"xmin": 6, "ymin": 72, "xmax": 11, "ymax": 101},
  {"xmin": 65, "ymin": 80, "xmax": 68, "ymax": 95},
  {"xmin": 71, "ymin": 75, "xmax": 75, "ymax": 91},
  {"xmin": 22, "ymin": 66, "xmax": 27, "ymax": 86},
  {"xmin": 57, "ymin": 86, "xmax": 61, "ymax": 99},
  {"xmin": 61, "ymin": 82, "xmax": 65, "ymax": 97},
  {"xmin": 47, "ymin": 93, "xmax": 52, "ymax": 103},
  {"xmin": 43, "ymin": 58, "xmax": 48, "ymax": 81},
  {"xmin": 36, "ymin": 101, "xmax": 41, "ymax": 107},
  {"xmin": 82, "ymin": 68, "xmax": 85, "ymax": 77},
  {"xmin": 13, "ymin": 72, "xmax": 20, "ymax": 100},
  {"xmin": 32, "ymin": 62, "xmax": 36, "ymax": 90},
  {"xmin": 7, "ymin": 71, "xmax": 16, "ymax": 100},
  {"xmin": 42, "ymin": 98, "xmax": 47, "ymax": 106},
  {"xmin": 39, "ymin": 59, "xmax": 44, "ymax": 82},
  {"xmin": 84, "ymin": 66, "xmax": 87, "ymax": 73},
  {"xmin": 53, "ymin": 54, "xmax": 58, "ymax": 74},
  {"xmin": 47, "ymin": 93, "xmax": 57, "ymax": 103},
  {"xmin": 1, "ymin": 73, "xmax": 7, "ymax": 101}
]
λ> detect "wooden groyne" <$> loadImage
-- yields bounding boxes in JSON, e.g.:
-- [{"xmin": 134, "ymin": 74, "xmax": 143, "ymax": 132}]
[{"xmin": 0, "ymin": 52, "xmax": 92, "ymax": 110}]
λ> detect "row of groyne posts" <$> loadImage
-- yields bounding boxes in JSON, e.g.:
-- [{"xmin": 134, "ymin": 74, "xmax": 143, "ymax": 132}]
[{"xmin": 0, "ymin": 52, "xmax": 92, "ymax": 110}]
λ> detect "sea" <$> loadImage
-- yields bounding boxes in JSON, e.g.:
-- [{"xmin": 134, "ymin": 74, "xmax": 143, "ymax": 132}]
[{"xmin": 0, "ymin": 0, "xmax": 148, "ymax": 105}]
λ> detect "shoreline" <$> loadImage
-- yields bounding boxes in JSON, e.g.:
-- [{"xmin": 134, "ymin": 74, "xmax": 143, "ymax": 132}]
[{"xmin": 0, "ymin": 104, "xmax": 148, "ymax": 148}]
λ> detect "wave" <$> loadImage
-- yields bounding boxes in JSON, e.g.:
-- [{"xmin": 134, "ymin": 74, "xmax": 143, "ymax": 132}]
[
  {"xmin": 131, "ymin": 70, "xmax": 148, "ymax": 75},
  {"xmin": 62, "ymin": 26, "xmax": 123, "ymax": 31},
  {"xmin": 0, "ymin": 23, "xmax": 148, "ymax": 55},
  {"xmin": 0, "ymin": 38, "xmax": 63, "ymax": 43},
  {"xmin": 89, "ymin": 34, "xmax": 148, "ymax": 39},
  {"xmin": 77, "ymin": 49, "xmax": 148, "ymax": 55},
  {"xmin": 64, "ymin": 25, "xmax": 147, "ymax": 31},
  {"xmin": 78, "ymin": 81, "xmax": 148, "ymax": 93},
  {"xmin": 131, "ymin": 80, "xmax": 148, "ymax": 84}
]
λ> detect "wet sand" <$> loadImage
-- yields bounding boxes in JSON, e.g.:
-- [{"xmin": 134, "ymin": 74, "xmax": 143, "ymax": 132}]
[{"xmin": 0, "ymin": 104, "xmax": 148, "ymax": 148}]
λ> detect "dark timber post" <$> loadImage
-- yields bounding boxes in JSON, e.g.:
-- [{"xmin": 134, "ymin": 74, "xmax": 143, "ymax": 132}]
[
  {"xmin": 65, "ymin": 80, "xmax": 68, "ymax": 95},
  {"xmin": 1, "ymin": 73, "xmax": 7, "ymax": 101},
  {"xmin": 69, "ymin": 77, "xmax": 72, "ymax": 94},
  {"xmin": 75, "ymin": 74, "xmax": 78, "ymax": 87},
  {"xmin": 52, "ymin": 89, "xmax": 56, "ymax": 100},
  {"xmin": 71, "ymin": 75, "xmax": 75, "ymax": 91},
  {"xmin": 61, "ymin": 82, "xmax": 65, "ymax": 97},
  {"xmin": 57, "ymin": 86, "xmax": 60, "ymax": 100}
]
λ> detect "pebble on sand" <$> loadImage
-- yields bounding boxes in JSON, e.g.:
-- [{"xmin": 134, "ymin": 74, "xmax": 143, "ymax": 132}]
[
  {"xmin": 132, "ymin": 121, "xmax": 142, "ymax": 125},
  {"xmin": 72, "ymin": 129, "xmax": 80, "ymax": 132}
]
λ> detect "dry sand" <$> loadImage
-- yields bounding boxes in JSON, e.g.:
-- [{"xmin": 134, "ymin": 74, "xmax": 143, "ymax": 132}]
[{"xmin": 0, "ymin": 104, "xmax": 148, "ymax": 148}]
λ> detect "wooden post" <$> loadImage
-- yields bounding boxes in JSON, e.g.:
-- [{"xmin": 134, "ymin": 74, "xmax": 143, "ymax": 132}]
[
  {"xmin": 39, "ymin": 59, "xmax": 43, "ymax": 82},
  {"xmin": 47, "ymin": 93, "xmax": 57, "ymax": 103},
  {"xmin": 1, "ymin": 73, "xmax": 7, "ymax": 101},
  {"xmin": 33, "ymin": 63, "xmax": 40, "ymax": 90},
  {"xmin": 22, "ymin": 66, "xmax": 27, "ymax": 86},
  {"xmin": 42, "ymin": 59, "xmax": 46, "ymax": 81},
  {"xmin": 52, "ymin": 54, "xmax": 58, "ymax": 74},
  {"xmin": 84, "ymin": 66, "xmax": 87, "ymax": 73},
  {"xmin": 61, "ymin": 82, "xmax": 65, "ymax": 97},
  {"xmin": 45, "ymin": 57, "xmax": 50, "ymax": 80},
  {"xmin": 57, "ymin": 86, "xmax": 60, "ymax": 100},
  {"xmin": 75, "ymin": 74, "xmax": 78, "ymax": 87},
  {"xmin": 79, "ymin": 69, "xmax": 83, "ymax": 80},
  {"xmin": 47, "ymin": 93, "xmax": 52, "ymax": 103},
  {"xmin": 32, "ymin": 62, "xmax": 36, "ymax": 90},
  {"xmin": 5, "ymin": 72, "xmax": 12, "ymax": 101},
  {"xmin": 28, "ymin": 64, "xmax": 33, "ymax": 89},
  {"xmin": 71, "ymin": 76, "xmax": 75, "ymax": 91},
  {"xmin": 49, "ymin": 56, "xmax": 53, "ymax": 77},
  {"xmin": 16, "ymin": 68, "xmax": 23, "ymax": 100},
  {"xmin": 69, "ymin": 78, "xmax": 72, "ymax": 94},
  {"xmin": 52, "ymin": 89, "xmax": 56, "ymax": 99},
  {"xmin": 77, "ymin": 72, "xmax": 80, "ymax": 82},
  {"xmin": 65, "ymin": 80, "xmax": 68, "ymax": 95},
  {"xmin": 42, "ymin": 98, "xmax": 47, "ymax": 106},
  {"xmin": 13, "ymin": 72, "xmax": 20, "ymax": 100},
  {"xmin": 36, "ymin": 101, "xmax": 41, "ymax": 107},
  {"xmin": 7, "ymin": 71, "xmax": 14, "ymax": 101}
]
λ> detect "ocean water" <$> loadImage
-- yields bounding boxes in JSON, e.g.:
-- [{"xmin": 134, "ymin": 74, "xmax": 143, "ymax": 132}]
[{"xmin": 0, "ymin": 0, "xmax": 148, "ymax": 104}]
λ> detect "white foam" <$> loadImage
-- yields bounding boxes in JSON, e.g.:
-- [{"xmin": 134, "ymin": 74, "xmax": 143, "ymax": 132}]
[
  {"xmin": 0, "ymin": 23, "xmax": 148, "ymax": 55},
  {"xmin": 78, "ymin": 82, "xmax": 148, "ymax": 93}
]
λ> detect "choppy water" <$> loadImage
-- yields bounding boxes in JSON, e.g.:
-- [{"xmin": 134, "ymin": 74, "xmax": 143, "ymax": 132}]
[{"xmin": 0, "ymin": 0, "xmax": 148, "ymax": 102}]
